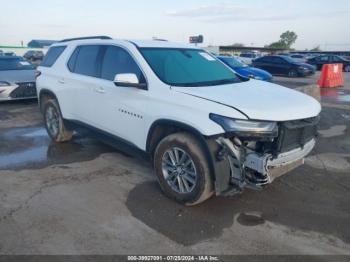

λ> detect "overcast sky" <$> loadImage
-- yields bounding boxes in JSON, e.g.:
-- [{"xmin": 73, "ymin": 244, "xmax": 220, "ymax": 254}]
[{"xmin": 1, "ymin": 0, "xmax": 350, "ymax": 50}]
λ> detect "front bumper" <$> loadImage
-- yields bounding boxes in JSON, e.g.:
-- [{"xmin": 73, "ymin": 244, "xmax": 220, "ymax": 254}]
[
  {"xmin": 209, "ymin": 136, "xmax": 316, "ymax": 196},
  {"xmin": 0, "ymin": 82, "xmax": 37, "ymax": 101},
  {"xmin": 244, "ymin": 139, "xmax": 315, "ymax": 184},
  {"xmin": 298, "ymin": 68, "xmax": 315, "ymax": 76}
]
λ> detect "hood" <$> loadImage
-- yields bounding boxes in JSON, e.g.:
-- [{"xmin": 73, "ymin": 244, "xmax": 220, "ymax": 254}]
[
  {"xmin": 235, "ymin": 67, "xmax": 272, "ymax": 80},
  {"xmin": 0, "ymin": 70, "xmax": 35, "ymax": 83},
  {"xmin": 172, "ymin": 80, "xmax": 321, "ymax": 122}
]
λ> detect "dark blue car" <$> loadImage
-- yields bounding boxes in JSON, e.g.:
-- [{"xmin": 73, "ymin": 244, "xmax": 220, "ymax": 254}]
[{"xmin": 217, "ymin": 56, "xmax": 273, "ymax": 82}]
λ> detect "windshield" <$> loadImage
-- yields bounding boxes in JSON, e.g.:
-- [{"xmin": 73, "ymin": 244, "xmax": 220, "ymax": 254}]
[
  {"xmin": 0, "ymin": 58, "xmax": 35, "ymax": 71},
  {"xmin": 219, "ymin": 56, "xmax": 248, "ymax": 68},
  {"xmin": 140, "ymin": 48, "xmax": 241, "ymax": 87}
]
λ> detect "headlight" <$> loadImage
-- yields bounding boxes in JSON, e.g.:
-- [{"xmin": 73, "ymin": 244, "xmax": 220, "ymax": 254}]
[
  {"xmin": 298, "ymin": 66, "xmax": 308, "ymax": 71},
  {"xmin": 247, "ymin": 74, "xmax": 262, "ymax": 80},
  {"xmin": 210, "ymin": 113, "xmax": 278, "ymax": 137},
  {"xmin": 0, "ymin": 81, "xmax": 10, "ymax": 87}
]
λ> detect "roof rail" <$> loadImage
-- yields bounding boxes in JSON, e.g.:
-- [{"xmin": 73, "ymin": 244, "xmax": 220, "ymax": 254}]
[{"xmin": 59, "ymin": 36, "xmax": 112, "ymax": 43}]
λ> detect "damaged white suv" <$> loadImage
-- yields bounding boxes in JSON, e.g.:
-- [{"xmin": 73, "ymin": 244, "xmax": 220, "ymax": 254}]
[{"xmin": 36, "ymin": 36, "xmax": 321, "ymax": 205}]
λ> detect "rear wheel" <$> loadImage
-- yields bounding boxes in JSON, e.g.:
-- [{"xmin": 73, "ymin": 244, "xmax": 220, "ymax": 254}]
[
  {"xmin": 154, "ymin": 132, "xmax": 214, "ymax": 206},
  {"xmin": 43, "ymin": 99, "xmax": 73, "ymax": 143},
  {"xmin": 288, "ymin": 69, "xmax": 298, "ymax": 78}
]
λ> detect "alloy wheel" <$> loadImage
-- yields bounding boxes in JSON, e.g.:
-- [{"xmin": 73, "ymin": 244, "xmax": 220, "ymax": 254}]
[
  {"xmin": 161, "ymin": 147, "xmax": 197, "ymax": 194},
  {"xmin": 45, "ymin": 106, "xmax": 59, "ymax": 138}
]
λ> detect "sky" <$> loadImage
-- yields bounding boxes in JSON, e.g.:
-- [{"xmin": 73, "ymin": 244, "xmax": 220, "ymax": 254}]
[{"xmin": 1, "ymin": 0, "xmax": 350, "ymax": 50}]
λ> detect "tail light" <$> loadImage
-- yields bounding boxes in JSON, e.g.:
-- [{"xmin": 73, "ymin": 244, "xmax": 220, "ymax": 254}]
[{"xmin": 35, "ymin": 70, "xmax": 41, "ymax": 79}]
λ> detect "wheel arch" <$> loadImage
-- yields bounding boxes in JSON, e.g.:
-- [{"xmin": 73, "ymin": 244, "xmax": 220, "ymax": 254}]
[
  {"xmin": 146, "ymin": 119, "xmax": 217, "ymax": 180},
  {"xmin": 38, "ymin": 89, "xmax": 60, "ymax": 113}
]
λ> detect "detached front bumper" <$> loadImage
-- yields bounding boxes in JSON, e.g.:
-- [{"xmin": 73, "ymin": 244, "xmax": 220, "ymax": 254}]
[
  {"xmin": 207, "ymin": 136, "xmax": 316, "ymax": 196},
  {"xmin": 244, "ymin": 139, "xmax": 315, "ymax": 184}
]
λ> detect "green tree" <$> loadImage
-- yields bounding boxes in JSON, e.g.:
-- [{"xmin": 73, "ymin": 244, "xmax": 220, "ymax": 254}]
[{"xmin": 268, "ymin": 31, "xmax": 298, "ymax": 49}]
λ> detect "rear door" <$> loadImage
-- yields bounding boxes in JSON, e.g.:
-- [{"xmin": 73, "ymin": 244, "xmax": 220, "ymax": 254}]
[
  {"xmin": 64, "ymin": 45, "xmax": 104, "ymax": 126},
  {"xmin": 254, "ymin": 57, "xmax": 271, "ymax": 71},
  {"xmin": 273, "ymin": 57, "xmax": 290, "ymax": 75}
]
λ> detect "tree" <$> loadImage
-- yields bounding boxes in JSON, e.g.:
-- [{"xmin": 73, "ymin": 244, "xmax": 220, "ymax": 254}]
[
  {"xmin": 268, "ymin": 31, "xmax": 298, "ymax": 49},
  {"xmin": 231, "ymin": 43, "xmax": 245, "ymax": 47},
  {"xmin": 310, "ymin": 45, "xmax": 322, "ymax": 52},
  {"xmin": 280, "ymin": 31, "xmax": 297, "ymax": 48}
]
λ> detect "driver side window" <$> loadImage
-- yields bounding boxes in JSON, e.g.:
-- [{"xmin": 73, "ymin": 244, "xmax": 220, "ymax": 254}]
[{"xmin": 100, "ymin": 46, "xmax": 146, "ymax": 83}]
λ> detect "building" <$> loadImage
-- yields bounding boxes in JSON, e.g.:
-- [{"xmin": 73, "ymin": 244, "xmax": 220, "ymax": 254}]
[{"xmin": 27, "ymin": 40, "xmax": 57, "ymax": 48}]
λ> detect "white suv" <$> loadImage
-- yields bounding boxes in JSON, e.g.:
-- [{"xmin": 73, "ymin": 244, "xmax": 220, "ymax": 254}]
[{"xmin": 36, "ymin": 36, "xmax": 321, "ymax": 205}]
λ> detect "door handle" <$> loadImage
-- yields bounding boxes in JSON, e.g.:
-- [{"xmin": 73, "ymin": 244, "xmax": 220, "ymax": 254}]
[
  {"xmin": 94, "ymin": 87, "xmax": 105, "ymax": 94},
  {"xmin": 58, "ymin": 79, "xmax": 65, "ymax": 84}
]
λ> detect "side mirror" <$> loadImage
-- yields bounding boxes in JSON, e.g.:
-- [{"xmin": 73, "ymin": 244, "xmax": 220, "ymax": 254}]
[{"xmin": 113, "ymin": 73, "xmax": 147, "ymax": 89}]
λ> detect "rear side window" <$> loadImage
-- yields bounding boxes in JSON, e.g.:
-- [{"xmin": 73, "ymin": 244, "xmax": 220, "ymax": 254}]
[
  {"xmin": 67, "ymin": 48, "xmax": 79, "ymax": 72},
  {"xmin": 41, "ymin": 46, "xmax": 66, "ymax": 67},
  {"xmin": 101, "ymin": 46, "xmax": 145, "ymax": 82},
  {"xmin": 71, "ymin": 45, "xmax": 100, "ymax": 77}
]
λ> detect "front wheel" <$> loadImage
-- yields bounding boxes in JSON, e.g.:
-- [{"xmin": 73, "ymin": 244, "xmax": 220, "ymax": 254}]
[
  {"xmin": 154, "ymin": 132, "xmax": 214, "ymax": 206},
  {"xmin": 43, "ymin": 99, "xmax": 73, "ymax": 143}
]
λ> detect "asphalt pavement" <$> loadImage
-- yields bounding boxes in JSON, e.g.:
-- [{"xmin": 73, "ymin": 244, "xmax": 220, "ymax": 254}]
[{"xmin": 0, "ymin": 73, "xmax": 349, "ymax": 255}]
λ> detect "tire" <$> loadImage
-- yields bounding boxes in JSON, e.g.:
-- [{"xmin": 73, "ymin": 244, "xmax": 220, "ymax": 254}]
[
  {"xmin": 344, "ymin": 65, "xmax": 350, "ymax": 72},
  {"xmin": 154, "ymin": 132, "xmax": 214, "ymax": 206},
  {"xmin": 43, "ymin": 99, "xmax": 73, "ymax": 143},
  {"xmin": 288, "ymin": 69, "xmax": 298, "ymax": 78}
]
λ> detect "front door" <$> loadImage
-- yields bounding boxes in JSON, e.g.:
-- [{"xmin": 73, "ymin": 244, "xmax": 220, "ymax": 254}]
[{"xmin": 93, "ymin": 45, "xmax": 148, "ymax": 148}]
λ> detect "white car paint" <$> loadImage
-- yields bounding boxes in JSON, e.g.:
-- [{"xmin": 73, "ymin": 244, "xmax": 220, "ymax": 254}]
[{"xmin": 36, "ymin": 39, "xmax": 321, "ymax": 151}]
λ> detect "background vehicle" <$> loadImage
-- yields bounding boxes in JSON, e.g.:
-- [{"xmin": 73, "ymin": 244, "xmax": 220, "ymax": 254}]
[
  {"xmin": 24, "ymin": 50, "xmax": 44, "ymax": 62},
  {"xmin": 283, "ymin": 54, "xmax": 308, "ymax": 63},
  {"xmin": 0, "ymin": 56, "xmax": 36, "ymax": 100},
  {"xmin": 3, "ymin": 51, "xmax": 15, "ymax": 56},
  {"xmin": 37, "ymin": 37, "xmax": 320, "ymax": 205},
  {"xmin": 239, "ymin": 52, "xmax": 261, "ymax": 65},
  {"xmin": 307, "ymin": 55, "xmax": 350, "ymax": 72},
  {"xmin": 252, "ymin": 55, "xmax": 316, "ymax": 77},
  {"xmin": 217, "ymin": 55, "xmax": 273, "ymax": 81}
]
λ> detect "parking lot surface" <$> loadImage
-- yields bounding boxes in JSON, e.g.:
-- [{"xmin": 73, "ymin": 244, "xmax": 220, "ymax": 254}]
[{"xmin": 0, "ymin": 73, "xmax": 349, "ymax": 255}]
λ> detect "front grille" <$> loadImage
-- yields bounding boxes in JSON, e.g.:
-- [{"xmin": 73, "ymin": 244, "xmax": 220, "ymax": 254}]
[
  {"xmin": 276, "ymin": 116, "xmax": 319, "ymax": 153},
  {"xmin": 10, "ymin": 82, "xmax": 37, "ymax": 98}
]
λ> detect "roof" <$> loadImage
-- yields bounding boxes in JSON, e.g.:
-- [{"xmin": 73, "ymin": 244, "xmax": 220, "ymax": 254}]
[
  {"xmin": 52, "ymin": 38, "xmax": 199, "ymax": 49},
  {"xmin": 28, "ymin": 40, "xmax": 58, "ymax": 47},
  {"xmin": 130, "ymin": 40, "xmax": 198, "ymax": 49},
  {"xmin": 0, "ymin": 56, "xmax": 22, "ymax": 60}
]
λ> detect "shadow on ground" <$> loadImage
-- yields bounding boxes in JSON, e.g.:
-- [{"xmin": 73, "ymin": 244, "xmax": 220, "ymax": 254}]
[{"xmin": 126, "ymin": 163, "xmax": 350, "ymax": 246}]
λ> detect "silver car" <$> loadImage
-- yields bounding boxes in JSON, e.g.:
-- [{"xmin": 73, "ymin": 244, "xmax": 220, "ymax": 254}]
[{"xmin": 0, "ymin": 56, "xmax": 37, "ymax": 101}]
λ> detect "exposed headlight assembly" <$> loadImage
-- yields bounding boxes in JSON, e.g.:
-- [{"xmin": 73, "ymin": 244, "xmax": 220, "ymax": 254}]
[{"xmin": 210, "ymin": 113, "xmax": 278, "ymax": 137}]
